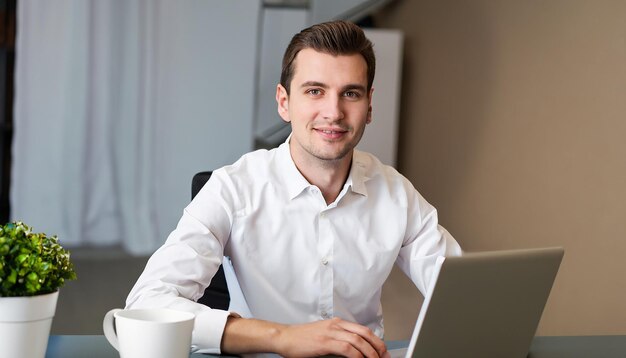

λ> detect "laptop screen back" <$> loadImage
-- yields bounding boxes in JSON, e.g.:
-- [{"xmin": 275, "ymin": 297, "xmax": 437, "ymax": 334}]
[{"xmin": 405, "ymin": 247, "xmax": 564, "ymax": 358}]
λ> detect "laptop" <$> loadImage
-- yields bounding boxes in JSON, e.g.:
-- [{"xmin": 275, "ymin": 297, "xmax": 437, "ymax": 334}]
[{"xmin": 391, "ymin": 247, "xmax": 564, "ymax": 358}]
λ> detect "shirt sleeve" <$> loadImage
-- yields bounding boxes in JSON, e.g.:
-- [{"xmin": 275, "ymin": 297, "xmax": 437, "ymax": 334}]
[
  {"xmin": 395, "ymin": 186, "xmax": 463, "ymax": 296},
  {"xmin": 125, "ymin": 171, "xmax": 238, "ymax": 353}
]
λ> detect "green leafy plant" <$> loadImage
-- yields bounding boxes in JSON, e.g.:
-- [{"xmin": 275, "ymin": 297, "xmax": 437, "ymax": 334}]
[{"xmin": 0, "ymin": 221, "xmax": 77, "ymax": 297}]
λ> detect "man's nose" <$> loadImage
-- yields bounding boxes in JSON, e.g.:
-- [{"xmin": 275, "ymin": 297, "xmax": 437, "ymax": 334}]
[{"xmin": 321, "ymin": 95, "xmax": 344, "ymax": 120}]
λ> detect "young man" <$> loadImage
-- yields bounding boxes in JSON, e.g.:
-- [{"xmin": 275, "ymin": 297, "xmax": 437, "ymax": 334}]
[{"xmin": 126, "ymin": 21, "xmax": 461, "ymax": 357}]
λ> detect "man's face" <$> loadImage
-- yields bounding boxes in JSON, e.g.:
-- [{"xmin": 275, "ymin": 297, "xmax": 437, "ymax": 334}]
[{"xmin": 276, "ymin": 48, "xmax": 373, "ymax": 166}]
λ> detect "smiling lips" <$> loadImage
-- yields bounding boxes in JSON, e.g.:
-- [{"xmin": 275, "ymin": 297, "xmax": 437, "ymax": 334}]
[{"xmin": 315, "ymin": 128, "xmax": 348, "ymax": 140}]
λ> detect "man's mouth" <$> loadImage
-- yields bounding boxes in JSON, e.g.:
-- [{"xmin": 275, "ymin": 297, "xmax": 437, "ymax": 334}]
[
  {"xmin": 315, "ymin": 128, "xmax": 348, "ymax": 139},
  {"xmin": 320, "ymin": 129, "xmax": 343, "ymax": 134}
]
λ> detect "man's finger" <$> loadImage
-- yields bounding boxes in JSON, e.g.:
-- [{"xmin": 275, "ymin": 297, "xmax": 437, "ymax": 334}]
[
  {"xmin": 334, "ymin": 319, "xmax": 387, "ymax": 356},
  {"xmin": 332, "ymin": 330, "xmax": 379, "ymax": 358}
]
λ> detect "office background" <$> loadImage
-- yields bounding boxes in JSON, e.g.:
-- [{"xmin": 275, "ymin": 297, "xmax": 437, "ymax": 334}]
[
  {"xmin": 2, "ymin": 0, "xmax": 625, "ymax": 339},
  {"xmin": 374, "ymin": 0, "xmax": 626, "ymax": 335}
]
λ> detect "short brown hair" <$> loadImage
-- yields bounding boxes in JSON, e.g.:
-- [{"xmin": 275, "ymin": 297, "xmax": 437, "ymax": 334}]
[{"xmin": 280, "ymin": 20, "xmax": 376, "ymax": 94}]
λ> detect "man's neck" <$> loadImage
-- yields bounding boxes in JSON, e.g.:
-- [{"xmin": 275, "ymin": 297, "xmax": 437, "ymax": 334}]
[{"xmin": 291, "ymin": 150, "xmax": 352, "ymax": 205}]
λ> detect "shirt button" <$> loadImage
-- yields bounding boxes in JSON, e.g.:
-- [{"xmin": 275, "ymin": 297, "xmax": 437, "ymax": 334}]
[
  {"xmin": 321, "ymin": 257, "xmax": 329, "ymax": 265},
  {"xmin": 321, "ymin": 311, "xmax": 330, "ymax": 319},
  {"xmin": 320, "ymin": 212, "xmax": 326, "ymax": 218}
]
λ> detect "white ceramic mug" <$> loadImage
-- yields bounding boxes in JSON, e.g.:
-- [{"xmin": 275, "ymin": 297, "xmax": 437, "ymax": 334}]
[{"xmin": 103, "ymin": 308, "xmax": 197, "ymax": 358}]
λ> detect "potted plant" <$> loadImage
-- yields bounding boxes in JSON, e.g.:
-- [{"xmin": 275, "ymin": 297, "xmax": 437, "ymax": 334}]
[{"xmin": 0, "ymin": 221, "xmax": 77, "ymax": 358}]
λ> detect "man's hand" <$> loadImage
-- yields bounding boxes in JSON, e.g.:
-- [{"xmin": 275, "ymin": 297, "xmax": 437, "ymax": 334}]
[
  {"xmin": 274, "ymin": 317, "xmax": 388, "ymax": 358},
  {"xmin": 222, "ymin": 316, "xmax": 389, "ymax": 358}
]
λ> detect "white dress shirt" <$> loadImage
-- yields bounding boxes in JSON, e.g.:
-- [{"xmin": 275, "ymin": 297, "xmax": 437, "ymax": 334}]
[{"xmin": 126, "ymin": 139, "xmax": 462, "ymax": 353}]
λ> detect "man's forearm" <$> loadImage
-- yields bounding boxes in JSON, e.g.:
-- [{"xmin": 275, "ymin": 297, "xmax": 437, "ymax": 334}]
[
  {"xmin": 221, "ymin": 316, "xmax": 284, "ymax": 354},
  {"xmin": 220, "ymin": 316, "xmax": 389, "ymax": 358}
]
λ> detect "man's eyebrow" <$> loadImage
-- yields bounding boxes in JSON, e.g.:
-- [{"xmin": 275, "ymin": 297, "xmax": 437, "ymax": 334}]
[
  {"xmin": 300, "ymin": 81, "xmax": 328, "ymax": 88},
  {"xmin": 342, "ymin": 83, "xmax": 367, "ymax": 92}
]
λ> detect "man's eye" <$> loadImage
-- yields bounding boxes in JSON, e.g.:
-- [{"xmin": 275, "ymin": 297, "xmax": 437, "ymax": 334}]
[
  {"xmin": 307, "ymin": 89, "xmax": 322, "ymax": 96},
  {"xmin": 344, "ymin": 91, "xmax": 361, "ymax": 98}
]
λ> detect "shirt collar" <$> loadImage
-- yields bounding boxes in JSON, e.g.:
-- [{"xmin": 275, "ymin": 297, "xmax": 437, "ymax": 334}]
[
  {"xmin": 276, "ymin": 134, "xmax": 371, "ymax": 200},
  {"xmin": 276, "ymin": 135, "xmax": 312, "ymax": 200},
  {"xmin": 345, "ymin": 150, "xmax": 370, "ymax": 197}
]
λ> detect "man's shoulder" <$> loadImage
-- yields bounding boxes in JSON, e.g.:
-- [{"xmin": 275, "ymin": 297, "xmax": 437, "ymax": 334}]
[
  {"xmin": 353, "ymin": 149, "xmax": 417, "ymax": 197},
  {"xmin": 354, "ymin": 150, "xmax": 404, "ymax": 180},
  {"xmin": 214, "ymin": 145, "xmax": 283, "ymax": 181},
  {"xmin": 236, "ymin": 147, "xmax": 276, "ymax": 165}
]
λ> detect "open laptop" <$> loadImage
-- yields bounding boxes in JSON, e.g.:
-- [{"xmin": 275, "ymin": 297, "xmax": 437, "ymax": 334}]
[{"xmin": 390, "ymin": 247, "xmax": 564, "ymax": 358}]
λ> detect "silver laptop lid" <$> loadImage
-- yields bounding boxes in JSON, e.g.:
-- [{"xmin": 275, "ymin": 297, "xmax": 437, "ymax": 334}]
[{"xmin": 404, "ymin": 247, "xmax": 564, "ymax": 358}]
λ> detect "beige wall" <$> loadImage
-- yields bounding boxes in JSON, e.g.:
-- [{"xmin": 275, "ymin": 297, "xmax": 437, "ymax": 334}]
[{"xmin": 376, "ymin": 0, "xmax": 626, "ymax": 335}]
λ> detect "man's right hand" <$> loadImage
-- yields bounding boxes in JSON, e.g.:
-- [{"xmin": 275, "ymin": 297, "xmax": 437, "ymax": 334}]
[{"xmin": 221, "ymin": 316, "xmax": 389, "ymax": 358}]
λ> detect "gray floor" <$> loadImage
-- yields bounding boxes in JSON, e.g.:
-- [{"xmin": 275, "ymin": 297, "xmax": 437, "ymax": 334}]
[{"xmin": 52, "ymin": 247, "xmax": 422, "ymax": 341}]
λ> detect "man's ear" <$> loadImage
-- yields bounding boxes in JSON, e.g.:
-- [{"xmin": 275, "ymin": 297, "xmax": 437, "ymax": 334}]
[
  {"xmin": 276, "ymin": 84, "xmax": 290, "ymax": 123},
  {"xmin": 366, "ymin": 87, "xmax": 374, "ymax": 124}
]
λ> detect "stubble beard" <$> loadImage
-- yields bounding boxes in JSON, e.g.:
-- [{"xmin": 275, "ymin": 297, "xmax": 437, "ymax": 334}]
[{"xmin": 306, "ymin": 126, "xmax": 366, "ymax": 167}]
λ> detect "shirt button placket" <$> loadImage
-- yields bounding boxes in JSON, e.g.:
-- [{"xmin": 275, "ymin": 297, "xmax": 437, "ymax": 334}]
[{"xmin": 318, "ymin": 209, "xmax": 334, "ymax": 320}]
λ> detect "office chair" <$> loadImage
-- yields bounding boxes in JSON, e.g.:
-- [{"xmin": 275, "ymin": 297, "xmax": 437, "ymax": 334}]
[{"xmin": 191, "ymin": 171, "xmax": 230, "ymax": 310}]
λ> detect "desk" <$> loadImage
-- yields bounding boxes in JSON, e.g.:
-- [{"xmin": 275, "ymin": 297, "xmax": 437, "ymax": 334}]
[
  {"xmin": 45, "ymin": 335, "xmax": 223, "ymax": 358},
  {"xmin": 528, "ymin": 336, "xmax": 626, "ymax": 358},
  {"xmin": 46, "ymin": 335, "xmax": 626, "ymax": 357}
]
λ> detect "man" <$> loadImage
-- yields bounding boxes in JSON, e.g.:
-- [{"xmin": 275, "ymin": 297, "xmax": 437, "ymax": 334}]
[{"xmin": 126, "ymin": 20, "xmax": 461, "ymax": 357}]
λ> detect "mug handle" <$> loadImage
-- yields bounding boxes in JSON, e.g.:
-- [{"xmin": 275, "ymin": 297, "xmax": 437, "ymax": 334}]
[{"xmin": 102, "ymin": 308, "xmax": 123, "ymax": 351}]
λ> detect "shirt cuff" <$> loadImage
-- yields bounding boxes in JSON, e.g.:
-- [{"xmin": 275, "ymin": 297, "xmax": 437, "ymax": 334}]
[{"xmin": 192, "ymin": 309, "xmax": 237, "ymax": 354}]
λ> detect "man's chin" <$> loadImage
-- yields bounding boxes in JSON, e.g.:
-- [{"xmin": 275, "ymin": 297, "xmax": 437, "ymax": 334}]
[{"xmin": 312, "ymin": 148, "xmax": 353, "ymax": 163}]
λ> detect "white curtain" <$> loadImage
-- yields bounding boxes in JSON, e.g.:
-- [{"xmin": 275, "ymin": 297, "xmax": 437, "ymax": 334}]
[{"xmin": 12, "ymin": 0, "xmax": 261, "ymax": 254}]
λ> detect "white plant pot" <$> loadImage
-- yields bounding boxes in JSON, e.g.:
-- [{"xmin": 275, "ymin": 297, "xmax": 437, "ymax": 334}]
[{"xmin": 0, "ymin": 291, "xmax": 59, "ymax": 358}]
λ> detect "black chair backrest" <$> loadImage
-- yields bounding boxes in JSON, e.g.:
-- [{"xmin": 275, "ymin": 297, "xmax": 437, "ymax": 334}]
[{"xmin": 191, "ymin": 171, "xmax": 230, "ymax": 310}]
